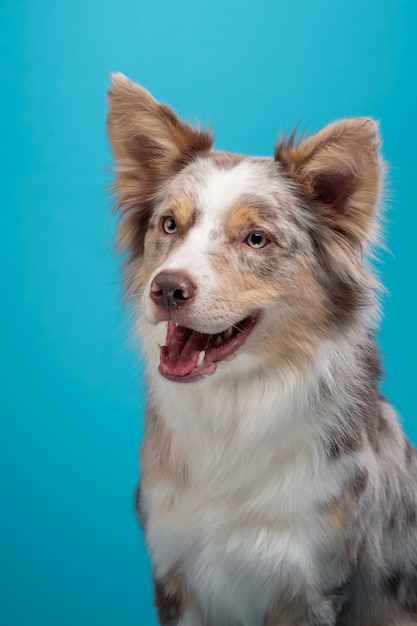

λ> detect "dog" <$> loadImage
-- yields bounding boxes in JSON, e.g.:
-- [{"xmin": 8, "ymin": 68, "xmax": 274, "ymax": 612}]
[{"xmin": 107, "ymin": 73, "xmax": 417, "ymax": 625}]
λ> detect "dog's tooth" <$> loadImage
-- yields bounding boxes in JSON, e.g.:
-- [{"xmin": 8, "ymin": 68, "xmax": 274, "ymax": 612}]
[
  {"xmin": 197, "ymin": 351, "xmax": 205, "ymax": 367},
  {"xmin": 213, "ymin": 336, "xmax": 223, "ymax": 348},
  {"xmin": 224, "ymin": 327, "xmax": 233, "ymax": 340}
]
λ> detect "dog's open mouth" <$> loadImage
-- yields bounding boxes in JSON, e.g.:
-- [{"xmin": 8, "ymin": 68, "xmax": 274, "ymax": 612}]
[{"xmin": 158, "ymin": 312, "xmax": 259, "ymax": 382}]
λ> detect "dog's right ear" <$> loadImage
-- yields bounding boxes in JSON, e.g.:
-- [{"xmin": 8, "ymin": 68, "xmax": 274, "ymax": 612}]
[
  {"xmin": 107, "ymin": 73, "xmax": 213, "ymax": 254},
  {"xmin": 275, "ymin": 118, "xmax": 382, "ymax": 248}
]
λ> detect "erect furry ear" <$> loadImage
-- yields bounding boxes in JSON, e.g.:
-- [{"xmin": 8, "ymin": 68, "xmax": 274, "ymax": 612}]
[
  {"xmin": 275, "ymin": 118, "xmax": 383, "ymax": 246},
  {"xmin": 107, "ymin": 73, "xmax": 213, "ymax": 254}
]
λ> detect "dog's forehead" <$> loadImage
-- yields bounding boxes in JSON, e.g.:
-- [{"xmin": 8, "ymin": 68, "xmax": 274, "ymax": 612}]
[{"xmin": 163, "ymin": 154, "xmax": 294, "ymax": 223}]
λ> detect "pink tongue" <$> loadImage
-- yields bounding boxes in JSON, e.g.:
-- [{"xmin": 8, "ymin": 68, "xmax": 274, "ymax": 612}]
[{"xmin": 160, "ymin": 322, "xmax": 210, "ymax": 377}]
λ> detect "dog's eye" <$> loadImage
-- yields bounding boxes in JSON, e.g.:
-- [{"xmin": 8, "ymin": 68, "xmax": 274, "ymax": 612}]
[
  {"xmin": 162, "ymin": 217, "xmax": 177, "ymax": 234},
  {"xmin": 246, "ymin": 232, "xmax": 268, "ymax": 249}
]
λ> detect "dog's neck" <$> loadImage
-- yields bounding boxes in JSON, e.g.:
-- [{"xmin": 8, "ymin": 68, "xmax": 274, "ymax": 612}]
[{"xmin": 149, "ymin": 338, "xmax": 338, "ymax": 437}]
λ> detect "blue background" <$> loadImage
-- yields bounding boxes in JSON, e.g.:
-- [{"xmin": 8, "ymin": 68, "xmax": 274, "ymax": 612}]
[{"xmin": 1, "ymin": 1, "xmax": 416, "ymax": 624}]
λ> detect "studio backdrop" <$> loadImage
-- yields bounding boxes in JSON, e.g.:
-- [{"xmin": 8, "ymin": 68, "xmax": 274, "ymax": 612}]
[{"xmin": 1, "ymin": 1, "xmax": 416, "ymax": 624}]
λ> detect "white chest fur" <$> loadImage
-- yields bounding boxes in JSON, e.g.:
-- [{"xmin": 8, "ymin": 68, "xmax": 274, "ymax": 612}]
[
  {"xmin": 144, "ymin": 361, "xmax": 346, "ymax": 624},
  {"xmin": 147, "ymin": 463, "xmax": 322, "ymax": 624}
]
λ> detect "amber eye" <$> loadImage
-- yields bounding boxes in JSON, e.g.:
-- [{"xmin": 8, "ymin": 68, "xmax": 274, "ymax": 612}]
[
  {"xmin": 162, "ymin": 217, "xmax": 177, "ymax": 234},
  {"xmin": 246, "ymin": 231, "xmax": 268, "ymax": 249}
]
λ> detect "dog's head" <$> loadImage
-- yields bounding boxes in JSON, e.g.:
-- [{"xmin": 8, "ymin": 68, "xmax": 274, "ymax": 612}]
[{"xmin": 108, "ymin": 73, "xmax": 383, "ymax": 383}]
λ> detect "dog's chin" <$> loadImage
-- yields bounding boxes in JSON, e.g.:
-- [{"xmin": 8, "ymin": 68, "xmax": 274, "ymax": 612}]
[{"xmin": 157, "ymin": 311, "xmax": 260, "ymax": 383}]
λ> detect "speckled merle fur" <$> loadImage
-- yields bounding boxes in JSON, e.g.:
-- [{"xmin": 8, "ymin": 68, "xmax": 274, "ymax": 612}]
[{"xmin": 108, "ymin": 74, "xmax": 417, "ymax": 626}]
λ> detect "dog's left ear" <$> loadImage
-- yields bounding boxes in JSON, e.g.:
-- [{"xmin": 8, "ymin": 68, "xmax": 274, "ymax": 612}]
[
  {"xmin": 108, "ymin": 73, "xmax": 213, "ymax": 183},
  {"xmin": 275, "ymin": 118, "xmax": 383, "ymax": 246},
  {"xmin": 108, "ymin": 73, "xmax": 213, "ymax": 256}
]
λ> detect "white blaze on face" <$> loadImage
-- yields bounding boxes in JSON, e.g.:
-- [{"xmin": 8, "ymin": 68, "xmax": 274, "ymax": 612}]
[
  {"xmin": 145, "ymin": 158, "xmax": 288, "ymax": 293},
  {"xmin": 143, "ymin": 162, "xmax": 247, "ymax": 321},
  {"xmin": 141, "ymin": 156, "xmax": 299, "ymax": 340}
]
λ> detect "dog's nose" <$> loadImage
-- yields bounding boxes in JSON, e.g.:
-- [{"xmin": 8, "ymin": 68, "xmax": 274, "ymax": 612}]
[{"xmin": 150, "ymin": 271, "xmax": 197, "ymax": 310}]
